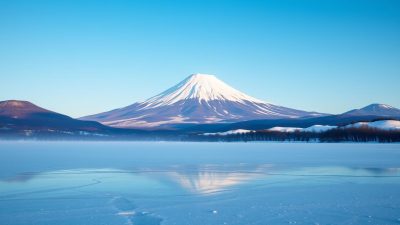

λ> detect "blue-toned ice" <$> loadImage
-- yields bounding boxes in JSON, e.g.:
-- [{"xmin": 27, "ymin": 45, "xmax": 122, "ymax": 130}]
[{"xmin": 0, "ymin": 142, "xmax": 399, "ymax": 225}]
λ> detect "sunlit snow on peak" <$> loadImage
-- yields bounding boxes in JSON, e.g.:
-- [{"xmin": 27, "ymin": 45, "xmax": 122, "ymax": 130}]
[{"xmin": 141, "ymin": 73, "xmax": 265, "ymax": 108}]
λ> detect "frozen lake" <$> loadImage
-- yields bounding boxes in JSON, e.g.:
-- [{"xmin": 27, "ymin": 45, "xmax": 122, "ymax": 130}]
[{"xmin": 0, "ymin": 142, "xmax": 399, "ymax": 225}]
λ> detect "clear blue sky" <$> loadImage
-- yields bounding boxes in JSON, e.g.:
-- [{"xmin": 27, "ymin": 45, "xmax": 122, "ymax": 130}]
[{"xmin": 1, "ymin": 0, "xmax": 399, "ymax": 118}]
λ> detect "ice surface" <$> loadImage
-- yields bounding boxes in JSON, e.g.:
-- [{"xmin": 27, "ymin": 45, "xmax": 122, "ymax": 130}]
[{"xmin": 0, "ymin": 142, "xmax": 399, "ymax": 225}]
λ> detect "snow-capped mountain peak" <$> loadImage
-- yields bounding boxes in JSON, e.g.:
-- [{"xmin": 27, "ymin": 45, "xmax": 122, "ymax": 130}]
[
  {"xmin": 363, "ymin": 103, "xmax": 396, "ymax": 110},
  {"xmin": 81, "ymin": 74, "xmax": 326, "ymax": 128},
  {"xmin": 141, "ymin": 73, "xmax": 264, "ymax": 109},
  {"xmin": 342, "ymin": 103, "xmax": 400, "ymax": 117}
]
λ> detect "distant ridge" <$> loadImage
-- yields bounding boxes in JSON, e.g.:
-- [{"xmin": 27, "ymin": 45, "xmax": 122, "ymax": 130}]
[
  {"xmin": 0, "ymin": 100, "xmax": 399, "ymax": 141},
  {"xmin": 0, "ymin": 100, "xmax": 50, "ymax": 118},
  {"xmin": 81, "ymin": 74, "xmax": 327, "ymax": 128},
  {"xmin": 0, "ymin": 100, "xmax": 109, "ymax": 132},
  {"xmin": 342, "ymin": 103, "xmax": 400, "ymax": 117}
]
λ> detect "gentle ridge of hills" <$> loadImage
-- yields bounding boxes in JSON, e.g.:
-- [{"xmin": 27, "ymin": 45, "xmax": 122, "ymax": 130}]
[
  {"xmin": 342, "ymin": 103, "xmax": 400, "ymax": 117},
  {"xmin": 0, "ymin": 100, "xmax": 110, "ymax": 133}
]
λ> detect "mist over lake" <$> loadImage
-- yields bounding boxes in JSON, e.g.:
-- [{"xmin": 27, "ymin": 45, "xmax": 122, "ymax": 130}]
[{"xmin": 1, "ymin": 142, "xmax": 399, "ymax": 225}]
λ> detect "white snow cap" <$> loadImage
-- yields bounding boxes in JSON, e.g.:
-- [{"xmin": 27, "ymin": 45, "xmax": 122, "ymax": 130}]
[{"xmin": 142, "ymin": 73, "xmax": 265, "ymax": 108}]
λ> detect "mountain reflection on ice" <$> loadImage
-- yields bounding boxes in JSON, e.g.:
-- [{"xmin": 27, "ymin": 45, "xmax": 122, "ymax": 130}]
[
  {"xmin": 164, "ymin": 164, "xmax": 271, "ymax": 194},
  {"xmin": 168, "ymin": 170, "xmax": 257, "ymax": 194}
]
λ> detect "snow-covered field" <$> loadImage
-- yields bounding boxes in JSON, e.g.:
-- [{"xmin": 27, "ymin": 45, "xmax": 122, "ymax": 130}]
[
  {"xmin": 345, "ymin": 120, "xmax": 400, "ymax": 130},
  {"xmin": 252, "ymin": 120, "xmax": 400, "ymax": 134},
  {"xmin": 203, "ymin": 129, "xmax": 253, "ymax": 135},
  {"xmin": 0, "ymin": 142, "xmax": 399, "ymax": 225}
]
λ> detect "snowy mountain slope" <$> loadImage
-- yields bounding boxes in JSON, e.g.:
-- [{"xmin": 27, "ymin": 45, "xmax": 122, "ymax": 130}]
[
  {"xmin": 81, "ymin": 74, "xmax": 326, "ymax": 128},
  {"xmin": 142, "ymin": 73, "xmax": 265, "ymax": 107},
  {"xmin": 342, "ymin": 104, "xmax": 400, "ymax": 117},
  {"xmin": 303, "ymin": 125, "xmax": 337, "ymax": 132},
  {"xmin": 268, "ymin": 127, "xmax": 303, "ymax": 132},
  {"xmin": 201, "ymin": 124, "xmax": 338, "ymax": 135},
  {"xmin": 203, "ymin": 129, "xmax": 253, "ymax": 136},
  {"xmin": 267, "ymin": 125, "xmax": 337, "ymax": 133},
  {"xmin": 345, "ymin": 120, "xmax": 400, "ymax": 130}
]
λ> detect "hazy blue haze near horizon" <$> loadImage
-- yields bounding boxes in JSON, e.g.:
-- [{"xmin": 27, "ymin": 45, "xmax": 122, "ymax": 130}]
[{"xmin": 1, "ymin": 0, "xmax": 399, "ymax": 117}]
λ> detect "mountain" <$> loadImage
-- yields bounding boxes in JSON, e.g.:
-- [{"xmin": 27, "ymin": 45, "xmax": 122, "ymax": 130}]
[
  {"xmin": 0, "ymin": 100, "xmax": 113, "ymax": 136},
  {"xmin": 1, "ymin": 100, "xmax": 399, "ymax": 140},
  {"xmin": 187, "ymin": 104, "xmax": 400, "ymax": 133},
  {"xmin": 82, "ymin": 74, "xmax": 326, "ymax": 128},
  {"xmin": 341, "ymin": 103, "xmax": 400, "ymax": 117}
]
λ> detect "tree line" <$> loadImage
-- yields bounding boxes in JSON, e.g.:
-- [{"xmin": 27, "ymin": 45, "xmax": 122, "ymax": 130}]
[{"xmin": 184, "ymin": 127, "xmax": 400, "ymax": 143}]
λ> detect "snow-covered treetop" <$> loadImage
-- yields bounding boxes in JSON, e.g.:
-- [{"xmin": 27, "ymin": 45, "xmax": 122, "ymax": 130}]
[{"xmin": 141, "ymin": 73, "xmax": 266, "ymax": 108}]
